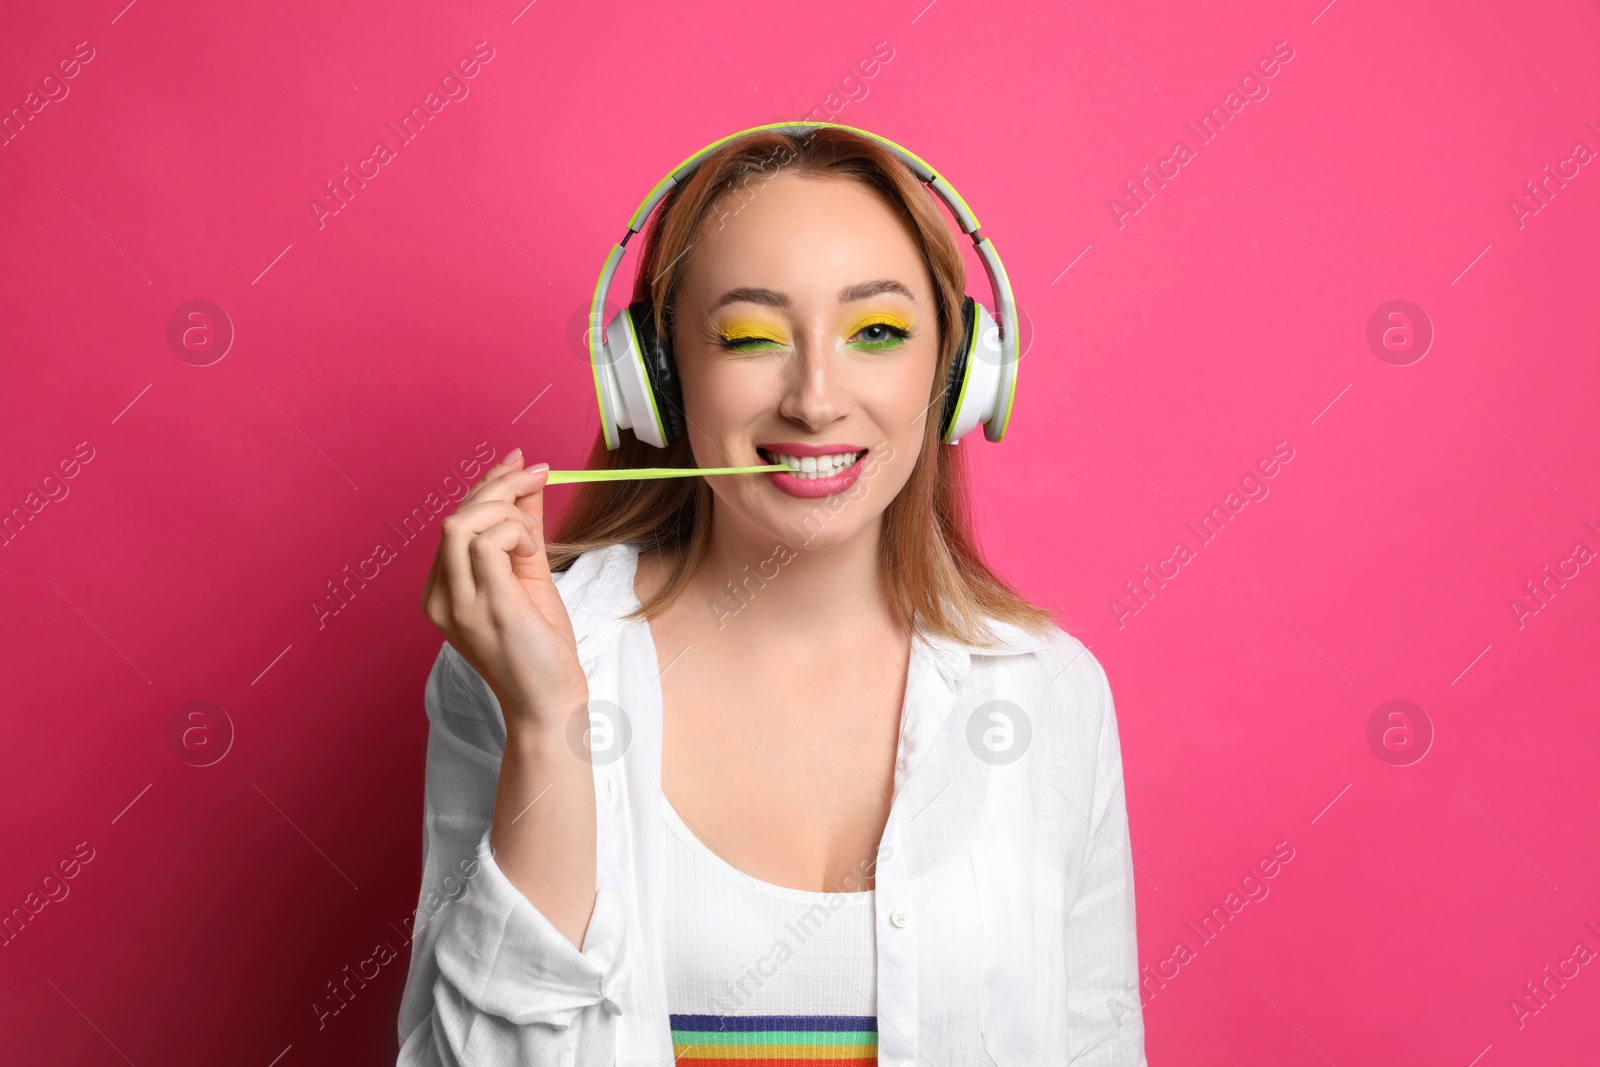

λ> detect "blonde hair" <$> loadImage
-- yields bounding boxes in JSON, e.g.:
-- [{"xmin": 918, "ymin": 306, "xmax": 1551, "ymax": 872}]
[{"xmin": 548, "ymin": 124, "xmax": 1056, "ymax": 647}]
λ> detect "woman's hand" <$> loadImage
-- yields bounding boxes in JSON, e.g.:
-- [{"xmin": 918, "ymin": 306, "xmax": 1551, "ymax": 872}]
[
  {"xmin": 423, "ymin": 447, "xmax": 604, "ymax": 952},
  {"xmin": 421, "ymin": 448, "xmax": 587, "ymax": 729}
]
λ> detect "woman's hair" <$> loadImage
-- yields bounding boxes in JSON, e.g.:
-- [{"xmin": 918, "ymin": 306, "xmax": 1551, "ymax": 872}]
[{"xmin": 547, "ymin": 124, "xmax": 1057, "ymax": 647}]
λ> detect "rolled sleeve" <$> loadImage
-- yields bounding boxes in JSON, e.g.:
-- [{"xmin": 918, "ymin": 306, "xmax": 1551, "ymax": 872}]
[
  {"xmin": 432, "ymin": 826, "xmax": 632, "ymax": 1027},
  {"xmin": 396, "ymin": 641, "xmax": 632, "ymax": 1066}
]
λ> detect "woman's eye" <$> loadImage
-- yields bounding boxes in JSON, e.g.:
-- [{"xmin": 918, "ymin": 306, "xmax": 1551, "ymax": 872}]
[
  {"xmin": 720, "ymin": 335, "xmax": 785, "ymax": 351},
  {"xmin": 850, "ymin": 322, "xmax": 911, "ymax": 350},
  {"xmin": 718, "ymin": 322, "xmax": 910, "ymax": 352}
]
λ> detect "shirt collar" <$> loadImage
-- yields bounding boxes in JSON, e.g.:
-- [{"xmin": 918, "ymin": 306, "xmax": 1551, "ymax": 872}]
[
  {"xmin": 561, "ymin": 542, "xmax": 638, "ymax": 669},
  {"xmin": 918, "ymin": 616, "xmax": 1055, "ymax": 687}
]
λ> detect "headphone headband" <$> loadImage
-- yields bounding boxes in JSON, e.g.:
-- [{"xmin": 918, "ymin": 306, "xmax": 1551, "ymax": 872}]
[{"xmin": 587, "ymin": 120, "xmax": 1019, "ymax": 450}]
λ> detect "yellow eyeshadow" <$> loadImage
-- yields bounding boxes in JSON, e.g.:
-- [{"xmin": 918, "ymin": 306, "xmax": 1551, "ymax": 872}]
[
  {"xmin": 845, "ymin": 309, "xmax": 913, "ymax": 335},
  {"xmin": 718, "ymin": 319, "xmax": 789, "ymax": 344}
]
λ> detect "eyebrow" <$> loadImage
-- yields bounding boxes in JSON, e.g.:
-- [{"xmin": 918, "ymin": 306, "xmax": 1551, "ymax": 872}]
[{"xmin": 708, "ymin": 278, "xmax": 915, "ymax": 313}]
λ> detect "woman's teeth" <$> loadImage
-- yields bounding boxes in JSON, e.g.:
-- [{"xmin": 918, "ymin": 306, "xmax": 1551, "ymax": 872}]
[{"xmin": 760, "ymin": 449, "xmax": 862, "ymax": 479}]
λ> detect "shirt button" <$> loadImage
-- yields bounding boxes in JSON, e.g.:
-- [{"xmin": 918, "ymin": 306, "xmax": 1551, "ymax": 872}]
[{"xmin": 890, "ymin": 907, "xmax": 910, "ymax": 928}]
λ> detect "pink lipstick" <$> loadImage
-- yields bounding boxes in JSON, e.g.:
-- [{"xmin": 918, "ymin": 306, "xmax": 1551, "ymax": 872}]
[{"xmin": 755, "ymin": 442, "xmax": 869, "ymax": 499}]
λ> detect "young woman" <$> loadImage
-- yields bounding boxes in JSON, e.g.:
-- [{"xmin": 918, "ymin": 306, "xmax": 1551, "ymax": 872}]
[{"xmin": 397, "ymin": 124, "xmax": 1145, "ymax": 1066}]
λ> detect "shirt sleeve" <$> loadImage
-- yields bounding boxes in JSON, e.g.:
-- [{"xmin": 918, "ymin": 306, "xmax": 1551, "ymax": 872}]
[
  {"xmin": 395, "ymin": 640, "xmax": 633, "ymax": 1066},
  {"xmin": 1061, "ymin": 647, "xmax": 1148, "ymax": 1065}
]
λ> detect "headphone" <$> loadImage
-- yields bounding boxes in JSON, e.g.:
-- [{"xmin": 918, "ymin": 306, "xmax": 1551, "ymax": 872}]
[{"xmin": 587, "ymin": 120, "xmax": 1019, "ymax": 451}]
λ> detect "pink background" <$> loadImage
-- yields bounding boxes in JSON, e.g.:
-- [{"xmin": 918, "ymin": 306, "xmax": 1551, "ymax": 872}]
[{"xmin": 2, "ymin": 0, "xmax": 1597, "ymax": 1063}]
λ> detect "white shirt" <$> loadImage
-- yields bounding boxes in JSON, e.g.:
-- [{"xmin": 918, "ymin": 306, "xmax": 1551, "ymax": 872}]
[{"xmin": 395, "ymin": 540, "xmax": 1147, "ymax": 1066}]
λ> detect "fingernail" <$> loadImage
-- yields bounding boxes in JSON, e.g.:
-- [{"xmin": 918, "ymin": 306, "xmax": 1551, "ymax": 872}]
[
  {"xmin": 528, "ymin": 461, "xmax": 550, "ymax": 473},
  {"xmin": 507, "ymin": 447, "xmax": 523, "ymax": 461}
]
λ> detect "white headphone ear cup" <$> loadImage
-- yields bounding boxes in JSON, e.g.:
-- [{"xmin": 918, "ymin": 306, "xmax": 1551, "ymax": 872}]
[
  {"xmin": 601, "ymin": 306, "xmax": 668, "ymax": 448},
  {"xmin": 592, "ymin": 314, "xmax": 622, "ymax": 450},
  {"xmin": 944, "ymin": 300, "xmax": 1002, "ymax": 444}
]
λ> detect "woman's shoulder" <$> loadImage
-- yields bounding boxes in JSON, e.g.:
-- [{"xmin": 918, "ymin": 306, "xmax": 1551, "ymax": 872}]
[
  {"xmin": 964, "ymin": 615, "xmax": 1100, "ymax": 680},
  {"xmin": 961, "ymin": 616, "xmax": 1112, "ymax": 722},
  {"xmin": 550, "ymin": 540, "xmax": 642, "ymax": 633},
  {"xmin": 550, "ymin": 539, "xmax": 638, "ymax": 598}
]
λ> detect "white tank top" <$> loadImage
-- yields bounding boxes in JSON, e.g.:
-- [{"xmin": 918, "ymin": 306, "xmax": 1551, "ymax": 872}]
[{"xmin": 658, "ymin": 794, "xmax": 879, "ymax": 1064}]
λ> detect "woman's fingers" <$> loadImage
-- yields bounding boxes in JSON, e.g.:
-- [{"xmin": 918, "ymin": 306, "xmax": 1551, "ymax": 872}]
[
  {"xmin": 512, "ymin": 464, "xmax": 550, "ymax": 520},
  {"xmin": 478, "ymin": 446, "xmax": 526, "ymax": 486},
  {"xmin": 510, "ymin": 464, "xmax": 553, "ymax": 584},
  {"xmin": 437, "ymin": 497, "xmax": 540, "ymax": 617},
  {"xmin": 468, "ymin": 518, "xmax": 543, "ymax": 636},
  {"xmin": 431, "ymin": 454, "xmax": 519, "ymax": 613},
  {"xmin": 459, "ymin": 449, "xmax": 537, "ymax": 511},
  {"xmin": 421, "ymin": 535, "xmax": 440, "ymax": 607},
  {"xmin": 418, "ymin": 447, "xmax": 589, "ymax": 722},
  {"xmin": 425, "ymin": 449, "xmax": 551, "ymax": 627}
]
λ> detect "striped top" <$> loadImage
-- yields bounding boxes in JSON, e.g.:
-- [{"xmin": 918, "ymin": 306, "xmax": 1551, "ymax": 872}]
[
  {"xmin": 658, "ymin": 794, "xmax": 878, "ymax": 1065},
  {"xmin": 669, "ymin": 1013, "xmax": 877, "ymax": 1065}
]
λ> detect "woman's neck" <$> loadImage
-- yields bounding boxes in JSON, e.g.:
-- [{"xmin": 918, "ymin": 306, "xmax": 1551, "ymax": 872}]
[{"xmin": 670, "ymin": 509, "xmax": 898, "ymax": 643}]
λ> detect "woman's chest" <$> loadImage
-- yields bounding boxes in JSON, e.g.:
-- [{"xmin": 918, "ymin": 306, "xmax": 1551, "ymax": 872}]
[
  {"xmin": 603, "ymin": 620, "xmax": 1097, "ymax": 1065},
  {"xmin": 656, "ymin": 653, "xmax": 908, "ymax": 894}
]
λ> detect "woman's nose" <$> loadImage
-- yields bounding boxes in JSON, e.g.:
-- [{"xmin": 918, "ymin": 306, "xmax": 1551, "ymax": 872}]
[{"xmin": 776, "ymin": 331, "xmax": 849, "ymax": 429}]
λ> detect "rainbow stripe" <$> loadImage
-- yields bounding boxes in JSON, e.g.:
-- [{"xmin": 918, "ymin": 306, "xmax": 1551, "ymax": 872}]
[{"xmin": 669, "ymin": 1014, "xmax": 877, "ymax": 1065}]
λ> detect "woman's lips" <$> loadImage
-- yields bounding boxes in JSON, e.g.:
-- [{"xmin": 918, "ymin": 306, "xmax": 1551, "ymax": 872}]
[{"xmin": 757, "ymin": 447, "xmax": 867, "ymax": 499}]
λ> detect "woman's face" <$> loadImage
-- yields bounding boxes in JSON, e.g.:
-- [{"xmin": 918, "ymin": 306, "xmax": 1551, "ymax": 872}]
[{"xmin": 670, "ymin": 171, "xmax": 940, "ymax": 550}]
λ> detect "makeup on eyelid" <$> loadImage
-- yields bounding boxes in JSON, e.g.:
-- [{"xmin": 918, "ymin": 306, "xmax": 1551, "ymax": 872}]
[
  {"xmin": 844, "ymin": 308, "xmax": 912, "ymax": 336},
  {"xmin": 714, "ymin": 309, "xmax": 914, "ymax": 350},
  {"xmin": 717, "ymin": 318, "xmax": 789, "ymax": 345}
]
